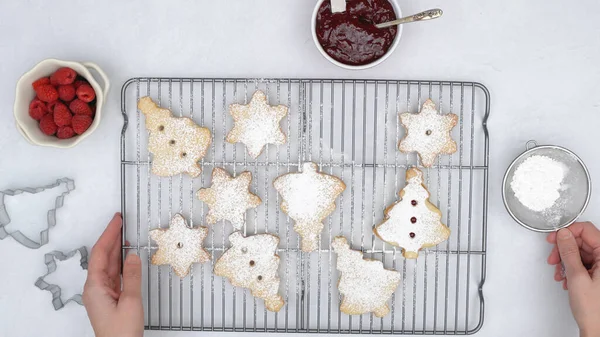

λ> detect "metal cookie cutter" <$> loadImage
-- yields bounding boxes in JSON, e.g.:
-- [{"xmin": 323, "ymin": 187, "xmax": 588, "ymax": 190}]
[
  {"xmin": 0, "ymin": 178, "xmax": 75, "ymax": 249},
  {"xmin": 34, "ymin": 246, "xmax": 88, "ymax": 310}
]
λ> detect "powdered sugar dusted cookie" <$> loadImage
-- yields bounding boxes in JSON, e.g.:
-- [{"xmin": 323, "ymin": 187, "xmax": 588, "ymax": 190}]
[
  {"xmin": 273, "ymin": 162, "xmax": 346, "ymax": 252},
  {"xmin": 196, "ymin": 167, "xmax": 261, "ymax": 230},
  {"xmin": 214, "ymin": 232, "xmax": 284, "ymax": 312},
  {"xmin": 398, "ymin": 99, "xmax": 458, "ymax": 167},
  {"xmin": 226, "ymin": 90, "xmax": 287, "ymax": 159},
  {"xmin": 332, "ymin": 236, "xmax": 400, "ymax": 317},
  {"xmin": 374, "ymin": 168, "xmax": 450, "ymax": 259},
  {"xmin": 138, "ymin": 96, "xmax": 211, "ymax": 177},
  {"xmin": 149, "ymin": 214, "xmax": 210, "ymax": 278}
]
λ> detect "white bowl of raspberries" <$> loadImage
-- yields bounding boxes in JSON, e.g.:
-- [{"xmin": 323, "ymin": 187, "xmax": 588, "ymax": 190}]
[{"xmin": 14, "ymin": 58, "xmax": 110, "ymax": 148}]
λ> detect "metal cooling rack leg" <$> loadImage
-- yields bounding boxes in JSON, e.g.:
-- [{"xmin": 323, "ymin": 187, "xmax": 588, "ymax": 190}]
[
  {"xmin": 454, "ymin": 83, "xmax": 465, "ymax": 333},
  {"xmin": 189, "ymin": 81, "xmax": 195, "ymax": 330}
]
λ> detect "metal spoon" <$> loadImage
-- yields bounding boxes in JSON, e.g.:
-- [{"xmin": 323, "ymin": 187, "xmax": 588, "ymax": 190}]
[{"xmin": 375, "ymin": 8, "xmax": 443, "ymax": 29}]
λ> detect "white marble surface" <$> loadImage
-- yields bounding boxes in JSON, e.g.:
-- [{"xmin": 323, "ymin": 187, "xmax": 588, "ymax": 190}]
[{"xmin": 1, "ymin": 1, "xmax": 599, "ymax": 336}]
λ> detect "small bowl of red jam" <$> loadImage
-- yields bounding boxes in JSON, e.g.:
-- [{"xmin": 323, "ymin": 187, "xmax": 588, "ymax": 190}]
[{"xmin": 312, "ymin": 0, "xmax": 401, "ymax": 69}]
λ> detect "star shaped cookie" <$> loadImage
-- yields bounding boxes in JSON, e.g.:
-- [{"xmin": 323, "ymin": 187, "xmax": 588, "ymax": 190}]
[
  {"xmin": 226, "ymin": 90, "xmax": 287, "ymax": 159},
  {"xmin": 398, "ymin": 99, "xmax": 458, "ymax": 167},
  {"xmin": 138, "ymin": 96, "xmax": 212, "ymax": 177},
  {"xmin": 196, "ymin": 167, "xmax": 262, "ymax": 230},
  {"xmin": 149, "ymin": 214, "xmax": 210, "ymax": 278}
]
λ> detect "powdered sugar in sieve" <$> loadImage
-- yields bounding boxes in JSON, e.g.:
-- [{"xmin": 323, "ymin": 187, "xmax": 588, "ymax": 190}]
[
  {"xmin": 510, "ymin": 155, "xmax": 568, "ymax": 212},
  {"xmin": 502, "ymin": 144, "xmax": 591, "ymax": 232}
]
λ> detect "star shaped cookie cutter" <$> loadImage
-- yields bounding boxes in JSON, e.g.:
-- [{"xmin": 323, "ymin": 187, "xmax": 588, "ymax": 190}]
[
  {"xmin": 34, "ymin": 246, "xmax": 88, "ymax": 310},
  {"xmin": 0, "ymin": 178, "xmax": 75, "ymax": 249}
]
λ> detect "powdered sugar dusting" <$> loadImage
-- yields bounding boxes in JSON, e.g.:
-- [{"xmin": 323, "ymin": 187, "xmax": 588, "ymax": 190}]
[
  {"xmin": 332, "ymin": 236, "xmax": 400, "ymax": 317},
  {"xmin": 373, "ymin": 168, "xmax": 450, "ymax": 259},
  {"xmin": 273, "ymin": 162, "xmax": 346, "ymax": 252},
  {"xmin": 510, "ymin": 155, "xmax": 567, "ymax": 212},
  {"xmin": 226, "ymin": 90, "xmax": 287, "ymax": 159}
]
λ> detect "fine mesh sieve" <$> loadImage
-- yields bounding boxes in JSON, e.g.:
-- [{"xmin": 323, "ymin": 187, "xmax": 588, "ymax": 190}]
[{"xmin": 502, "ymin": 141, "xmax": 592, "ymax": 232}]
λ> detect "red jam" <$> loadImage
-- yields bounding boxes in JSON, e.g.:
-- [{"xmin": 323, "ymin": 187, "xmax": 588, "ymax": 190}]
[{"xmin": 316, "ymin": 0, "xmax": 398, "ymax": 66}]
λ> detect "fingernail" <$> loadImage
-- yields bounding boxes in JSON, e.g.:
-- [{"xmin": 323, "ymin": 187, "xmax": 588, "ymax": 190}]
[
  {"xmin": 126, "ymin": 252, "xmax": 141, "ymax": 264},
  {"xmin": 558, "ymin": 229, "xmax": 572, "ymax": 239},
  {"xmin": 115, "ymin": 212, "xmax": 122, "ymax": 218}
]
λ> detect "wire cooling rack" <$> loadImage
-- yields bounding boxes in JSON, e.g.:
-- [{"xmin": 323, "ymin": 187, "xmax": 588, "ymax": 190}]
[{"xmin": 120, "ymin": 78, "xmax": 490, "ymax": 334}]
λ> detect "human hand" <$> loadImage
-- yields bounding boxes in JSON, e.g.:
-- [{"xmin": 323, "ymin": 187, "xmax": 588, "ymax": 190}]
[
  {"xmin": 547, "ymin": 222, "xmax": 600, "ymax": 337},
  {"xmin": 83, "ymin": 213, "xmax": 143, "ymax": 337}
]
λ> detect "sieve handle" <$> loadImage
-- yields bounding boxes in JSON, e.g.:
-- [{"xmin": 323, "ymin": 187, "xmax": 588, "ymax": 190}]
[{"xmin": 526, "ymin": 140, "xmax": 537, "ymax": 150}]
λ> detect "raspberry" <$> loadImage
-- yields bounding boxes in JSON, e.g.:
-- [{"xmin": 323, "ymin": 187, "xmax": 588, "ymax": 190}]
[
  {"xmin": 50, "ymin": 67, "xmax": 77, "ymax": 85},
  {"xmin": 35, "ymin": 84, "xmax": 59, "ymax": 102},
  {"xmin": 54, "ymin": 103, "xmax": 73, "ymax": 127},
  {"xmin": 73, "ymin": 79, "xmax": 88, "ymax": 89},
  {"xmin": 32, "ymin": 77, "xmax": 51, "ymax": 91},
  {"xmin": 57, "ymin": 126, "xmax": 75, "ymax": 139},
  {"xmin": 69, "ymin": 99, "xmax": 92, "ymax": 116},
  {"xmin": 29, "ymin": 99, "xmax": 48, "ymax": 120},
  {"xmin": 47, "ymin": 100, "xmax": 60, "ymax": 113},
  {"xmin": 39, "ymin": 113, "xmax": 57, "ymax": 136},
  {"xmin": 76, "ymin": 84, "xmax": 95, "ymax": 103},
  {"xmin": 29, "ymin": 108, "xmax": 46, "ymax": 121},
  {"xmin": 72, "ymin": 115, "xmax": 93, "ymax": 134},
  {"xmin": 58, "ymin": 84, "xmax": 76, "ymax": 102}
]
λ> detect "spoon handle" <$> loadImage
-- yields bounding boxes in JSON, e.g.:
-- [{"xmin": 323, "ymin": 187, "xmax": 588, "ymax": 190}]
[{"xmin": 375, "ymin": 8, "xmax": 443, "ymax": 28}]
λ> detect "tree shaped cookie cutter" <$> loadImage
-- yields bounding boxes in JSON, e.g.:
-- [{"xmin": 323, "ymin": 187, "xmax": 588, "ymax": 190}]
[
  {"xmin": 34, "ymin": 246, "xmax": 88, "ymax": 310},
  {"xmin": 0, "ymin": 178, "xmax": 75, "ymax": 249}
]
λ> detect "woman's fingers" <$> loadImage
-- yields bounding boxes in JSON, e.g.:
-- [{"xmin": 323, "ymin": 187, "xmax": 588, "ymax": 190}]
[
  {"xmin": 556, "ymin": 228, "xmax": 588, "ymax": 282},
  {"xmin": 107, "ymin": 228, "xmax": 123, "ymax": 293},
  {"xmin": 548, "ymin": 236, "xmax": 591, "ymax": 265},
  {"xmin": 89, "ymin": 213, "xmax": 123, "ymax": 273},
  {"xmin": 121, "ymin": 252, "xmax": 142, "ymax": 303},
  {"xmin": 548, "ymin": 245, "xmax": 560, "ymax": 265},
  {"xmin": 566, "ymin": 222, "xmax": 600, "ymax": 251},
  {"xmin": 554, "ymin": 264, "xmax": 565, "ymax": 281},
  {"xmin": 548, "ymin": 223, "xmax": 600, "ymax": 291},
  {"xmin": 547, "ymin": 222, "xmax": 599, "ymax": 245},
  {"xmin": 547, "ymin": 231, "xmax": 557, "ymax": 244}
]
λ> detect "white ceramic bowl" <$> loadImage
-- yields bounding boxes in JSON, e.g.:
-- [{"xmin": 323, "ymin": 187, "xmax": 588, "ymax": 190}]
[
  {"xmin": 311, "ymin": 0, "xmax": 402, "ymax": 70},
  {"xmin": 14, "ymin": 58, "xmax": 110, "ymax": 148}
]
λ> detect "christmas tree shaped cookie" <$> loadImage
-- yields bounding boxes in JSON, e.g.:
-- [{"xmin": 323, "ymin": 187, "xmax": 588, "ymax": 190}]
[
  {"xmin": 138, "ymin": 96, "xmax": 212, "ymax": 177},
  {"xmin": 273, "ymin": 162, "xmax": 346, "ymax": 252},
  {"xmin": 226, "ymin": 90, "xmax": 287, "ymax": 159},
  {"xmin": 398, "ymin": 99, "xmax": 458, "ymax": 167},
  {"xmin": 374, "ymin": 168, "xmax": 450, "ymax": 259},
  {"xmin": 150, "ymin": 214, "xmax": 210, "ymax": 278},
  {"xmin": 196, "ymin": 167, "xmax": 261, "ymax": 230},
  {"xmin": 214, "ymin": 232, "xmax": 284, "ymax": 312},
  {"xmin": 332, "ymin": 236, "xmax": 401, "ymax": 317}
]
